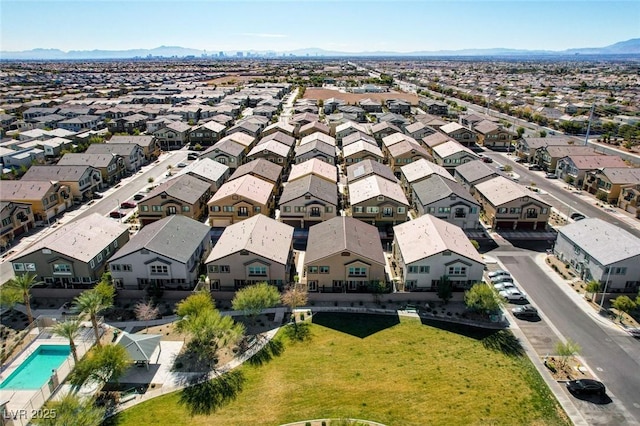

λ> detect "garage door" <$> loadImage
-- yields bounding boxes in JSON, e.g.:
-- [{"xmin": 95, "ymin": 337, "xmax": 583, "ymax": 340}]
[
  {"xmin": 516, "ymin": 221, "xmax": 536, "ymax": 230},
  {"xmin": 212, "ymin": 219, "xmax": 232, "ymax": 227},
  {"xmin": 495, "ymin": 221, "xmax": 514, "ymax": 230}
]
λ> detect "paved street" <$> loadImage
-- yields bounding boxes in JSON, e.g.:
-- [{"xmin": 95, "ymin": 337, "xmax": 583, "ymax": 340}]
[{"xmin": 490, "ymin": 249, "xmax": 640, "ymax": 425}]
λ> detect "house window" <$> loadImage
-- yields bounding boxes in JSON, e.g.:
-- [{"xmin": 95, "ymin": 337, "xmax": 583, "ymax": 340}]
[
  {"xmin": 526, "ymin": 208, "xmax": 538, "ymax": 218},
  {"xmin": 310, "ymin": 207, "xmax": 321, "ymax": 217},
  {"xmin": 248, "ymin": 266, "xmax": 267, "ymax": 276},
  {"xmin": 123, "ymin": 264, "xmax": 132, "ymax": 271},
  {"xmin": 141, "ymin": 205, "xmax": 149, "ymax": 212},
  {"xmin": 354, "ymin": 206, "xmax": 363, "ymax": 213},
  {"xmin": 408, "ymin": 265, "xmax": 418, "ymax": 273},
  {"xmin": 295, "ymin": 206, "xmax": 305, "ymax": 213},
  {"xmin": 152, "ymin": 205, "xmax": 162, "ymax": 212},
  {"xmin": 366, "ymin": 206, "xmax": 379, "ymax": 214},
  {"xmin": 454, "ymin": 208, "xmax": 466, "ymax": 218},
  {"xmin": 325, "ymin": 206, "xmax": 333, "ymax": 213},
  {"xmin": 419, "ymin": 266, "xmax": 430, "ymax": 273},
  {"xmin": 397, "ymin": 207, "xmax": 405, "ymax": 214},
  {"xmin": 223, "ymin": 206, "xmax": 234, "ymax": 212},
  {"xmin": 377, "ymin": 196, "xmax": 385, "ymax": 201},
  {"xmin": 53, "ymin": 264, "xmax": 72, "ymax": 274},
  {"xmin": 509, "ymin": 207, "xmax": 521, "ymax": 214},
  {"xmin": 167, "ymin": 206, "xmax": 177, "ymax": 215},
  {"xmin": 382, "ymin": 207, "xmax": 393, "ymax": 217},
  {"xmin": 308, "ymin": 281, "xmax": 318, "ymax": 291},
  {"xmin": 497, "ymin": 208, "xmax": 508, "ymax": 214},
  {"xmin": 220, "ymin": 265, "xmax": 230, "ymax": 273},
  {"xmin": 25, "ymin": 263, "xmax": 36, "ymax": 271},
  {"xmin": 308, "ymin": 266, "xmax": 318, "ymax": 274},
  {"xmin": 211, "ymin": 206, "xmax": 221, "ymax": 212},
  {"xmin": 541, "ymin": 208, "xmax": 548, "ymax": 214},
  {"xmin": 90, "ymin": 260, "xmax": 95, "ymax": 269},
  {"xmin": 283, "ymin": 206, "xmax": 291, "ymax": 212},
  {"xmin": 238, "ymin": 206, "xmax": 249, "ymax": 217},
  {"xmin": 208, "ymin": 265, "xmax": 218, "ymax": 273},
  {"xmin": 428, "ymin": 207, "xmax": 435, "ymax": 213},
  {"xmin": 319, "ymin": 266, "xmax": 330, "ymax": 274},
  {"xmin": 348, "ymin": 267, "xmax": 367, "ymax": 277},
  {"xmin": 150, "ymin": 265, "xmax": 168, "ymax": 275},
  {"xmin": 97, "ymin": 253, "xmax": 103, "ymax": 263},
  {"xmin": 438, "ymin": 207, "xmax": 451, "ymax": 214},
  {"xmin": 111, "ymin": 264, "xmax": 122, "ymax": 271},
  {"xmin": 254, "ymin": 206, "xmax": 261, "ymax": 213},
  {"xmin": 13, "ymin": 263, "xmax": 25, "ymax": 272},
  {"xmin": 447, "ymin": 266, "xmax": 467, "ymax": 275},
  {"xmin": 182, "ymin": 205, "xmax": 190, "ymax": 212}
]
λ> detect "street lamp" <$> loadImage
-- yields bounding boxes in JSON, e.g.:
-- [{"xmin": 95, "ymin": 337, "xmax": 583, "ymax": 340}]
[{"xmin": 598, "ymin": 265, "xmax": 613, "ymax": 312}]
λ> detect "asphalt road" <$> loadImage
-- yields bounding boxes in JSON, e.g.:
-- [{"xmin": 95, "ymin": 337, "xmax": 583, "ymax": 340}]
[
  {"xmin": 484, "ymin": 151, "xmax": 640, "ymax": 239},
  {"xmin": 497, "ymin": 252, "xmax": 640, "ymax": 425}
]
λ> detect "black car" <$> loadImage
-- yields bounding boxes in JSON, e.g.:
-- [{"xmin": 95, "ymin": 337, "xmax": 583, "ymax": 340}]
[
  {"xmin": 566, "ymin": 379, "xmax": 606, "ymax": 396},
  {"xmin": 187, "ymin": 153, "xmax": 199, "ymax": 160},
  {"xmin": 133, "ymin": 193, "xmax": 145, "ymax": 201},
  {"xmin": 512, "ymin": 304, "xmax": 538, "ymax": 318},
  {"xmin": 528, "ymin": 164, "xmax": 542, "ymax": 171},
  {"xmin": 109, "ymin": 211, "xmax": 126, "ymax": 219},
  {"xmin": 570, "ymin": 212, "xmax": 586, "ymax": 221},
  {"xmin": 515, "ymin": 157, "xmax": 526, "ymax": 163}
]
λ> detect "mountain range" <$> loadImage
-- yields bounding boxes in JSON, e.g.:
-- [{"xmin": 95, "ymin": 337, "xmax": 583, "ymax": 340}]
[{"xmin": 1, "ymin": 39, "xmax": 639, "ymax": 60}]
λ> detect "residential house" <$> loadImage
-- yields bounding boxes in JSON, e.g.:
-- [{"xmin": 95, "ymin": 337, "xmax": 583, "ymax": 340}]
[
  {"xmin": 0, "ymin": 201, "xmax": 35, "ymax": 244},
  {"xmin": 153, "ymin": 122, "xmax": 191, "ymax": 150},
  {"xmin": 323, "ymin": 98, "xmax": 346, "ymax": 114},
  {"xmin": 346, "ymin": 160, "xmax": 397, "ymax": 185},
  {"xmin": 393, "ymin": 215, "xmax": 484, "ymax": 291},
  {"xmin": 342, "ymin": 141, "xmax": 384, "ymax": 165},
  {"xmin": 358, "ymin": 98, "xmax": 383, "ymax": 113},
  {"xmin": 174, "ymin": 158, "xmax": 230, "ymax": 193},
  {"xmin": 342, "ymin": 131, "xmax": 376, "ymax": 148},
  {"xmin": 300, "ymin": 132, "xmax": 336, "ymax": 147},
  {"xmin": 288, "ymin": 159, "xmax": 338, "ymax": 184},
  {"xmin": 453, "ymin": 160, "xmax": 500, "ymax": 195},
  {"xmin": 85, "ymin": 142, "xmax": 145, "ymax": 173},
  {"xmin": 439, "ymin": 122, "xmax": 477, "ymax": 147},
  {"xmin": 387, "ymin": 99, "xmax": 411, "ymax": 115},
  {"xmin": 515, "ymin": 136, "xmax": 572, "ymax": 162},
  {"xmin": 228, "ymin": 158, "xmax": 283, "ymax": 188},
  {"xmin": 411, "ymin": 176, "xmax": 481, "ymax": 229},
  {"xmin": 304, "ymin": 216, "xmax": 385, "ymax": 293},
  {"xmin": 0, "ymin": 180, "xmax": 72, "ymax": 223},
  {"xmin": 371, "ymin": 121, "xmax": 401, "ymax": 142},
  {"xmin": 208, "ymin": 175, "xmax": 274, "ymax": 226},
  {"xmin": 618, "ymin": 184, "xmax": 640, "ymax": 218},
  {"xmin": 294, "ymin": 140, "xmax": 336, "ymax": 164},
  {"xmin": 299, "ymin": 121, "xmax": 331, "ymax": 138},
  {"xmin": 246, "ymin": 139, "xmax": 292, "ymax": 167},
  {"xmin": 473, "ymin": 120, "xmax": 514, "ymax": 150},
  {"xmin": 337, "ymin": 105, "xmax": 365, "ymax": 122},
  {"xmin": 404, "ymin": 122, "xmax": 434, "ymax": 140},
  {"xmin": 106, "ymin": 113, "xmax": 148, "ymax": 135},
  {"xmin": 377, "ymin": 113, "xmax": 407, "ymax": 127},
  {"xmin": 57, "ymin": 115, "xmax": 102, "ymax": 132},
  {"xmin": 21, "ymin": 165, "xmax": 102, "ymax": 201},
  {"xmin": 108, "ymin": 215, "xmax": 211, "ymax": 290},
  {"xmin": 386, "ymin": 140, "xmax": 433, "ymax": 178},
  {"xmin": 40, "ymin": 137, "xmax": 74, "ymax": 158},
  {"xmin": 555, "ymin": 155, "xmax": 628, "ymax": 187},
  {"xmin": 335, "ymin": 122, "xmax": 368, "ymax": 146},
  {"xmin": 10, "ymin": 213, "xmax": 129, "ymax": 288},
  {"xmin": 253, "ymin": 105, "xmax": 278, "ymax": 120},
  {"xmin": 554, "ymin": 218, "xmax": 640, "ymax": 292},
  {"xmin": 418, "ymin": 98, "xmax": 448, "ymax": 116},
  {"xmin": 582, "ymin": 167, "xmax": 640, "ymax": 203},
  {"xmin": 200, "ymin": 138, "xmax": 247, "ymax": 171},
  {"xmin": 399, "ymin": 158, "xmax": 455, "ymax": 200},
  {"xmin": 137, "ymin": 174, "xmax": 211, "ymax": 226},
  {"xmin": 349, "ymin": 175, "xmax": 409, "ymax": 226},
  {"xmin": 279, "ymin": 174, "xmax": 338, "ymax": 228},
  {"xmin": 422, "ymin": 132, "xmax": 450, "ymax": 153},
  {"xmin": 289, "ymin": 112, "xmax": 319, "ymax": 134},
  {"xmin": 537, "ymin": 145, "xmax": 597, "ymax": 172},
  {"xmin": 205, "ymin": 214, "xmax": 294, "ymax": 291},
  {"xmin": 57, "ymin": 153, "xmax": 126, "ymax": 185},
  {"xmin": 107, "ymin": 135, "xmax": 161, "ymax": 163},
  {"xmin": 261, "ymin": 121, "xmax": 295, "ymax": 138},
  {"xmin": 188, "ymin": 121, "xmax": 227, "ymax": 147},
  {"xmin": 474, "ymin": 176, "xmax": 551, "ymax": 231},
  {"xmin": 227, "ymin": 120, "xmax": 262, "ymax": 139},
  {"xmin": 431, "ymin": 140, "xmax": 479, "ymax": 173}
]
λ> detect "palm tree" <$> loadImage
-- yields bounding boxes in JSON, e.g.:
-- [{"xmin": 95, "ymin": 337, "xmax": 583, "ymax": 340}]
[
  {"xmin": 2, "ymin": 273, "xmax": 40, "ymax": 323},
  {"xmin": 73, "ymin": 290, "xmax": 112, "ymax": 347},
  {"xmin": 52, "ymin": 319, "xmax": 81, "ymax": 363}
]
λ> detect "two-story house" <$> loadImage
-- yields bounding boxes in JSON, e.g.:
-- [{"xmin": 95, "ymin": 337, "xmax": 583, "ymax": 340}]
[
  {"xmin": 21, "ymin": 165, "xmax": 102, "ymax": 202},
  {"xmin": 431, "ymin": 140, "xmax": 479, "ymax": 173},
  {"xmin": 582, "ymin": 167, "xmax": 640, "ymax": 203},
  {"xmin": 279, "ymin": 174, "xmax": 338, "ymax": 228},
  {"xmin": 188, "ymin": 121, "xmax": 227, "ymax": 147},
  {"xmin": 174, "ymin": 158, "xmax": 230, "ymax": 193},
  {"xmin": 57, "ymin": 153, "xmax": 126, "ymax": 185},
  {"xmin": 200, "ymin": 138, "xmax": 247, "ymax": 171},
  {"xmin": 107, "ymin": 135, "xmax": 161, "ymax": 163},
  {"xmin": 555, "ymin": 155, "xmax": 628, "ymax": 187},
  {"xmin": 399, "ymin": 158, "xmax": 454, "ymax": 201},
  {"xmin": 439, "ymin": 122, "xmax": 476, "ymax": 147},
  {"xmin": 346, "ymin": 160, "xmax": 397, "ymax": 185},
  {"xmin": 288, "ymin": 159, "xmax": 338, "ymax": 184},
  {"xmin": 349, "ymin": 175, "xmax": 409, "ymax": 226},
  {"xmin": 473, "ymin": 120, "xmax": 514, "ymax": 150},
  {"xmin": 206, "ymin": 214, "xmax": 294, "ymax": 291},
  {"xmin": 294, "ymin": 140, "xmax": 336, "ymax": 165},
  {"xmin": 0, "ymin": 180, "xmax": 72, "ymax": 224},
  {"xmin": 85, "ymin": 142, "xmax": 145, "ymax": 173},
  {"xmin": 208, "ymin": 175, "xmax": 274, "ymax": 227},
  {"xmin": 153, "ymin": 121, "xmax": 191, "ymax": 150},
  {"xmin": 0, "ymin": 201, "xmax": 35, "ymax": 244},
  {"xmin": 108, "ymin": 215, "xmax": 211, "ymax": 290},
  {"xmin": 393, "ymin": 214, "xmax": 484, "ymax": 291},
  {"xmin": 453, "ymin": 160, "xmax": 500, "ymax": 195},
  {"xmin": 303, "ymin": 216, "xmax": 385, "ymax": 293},
  {"xmin": 618, "ymin": 184, "xmax": 640, "ymax": 218}
]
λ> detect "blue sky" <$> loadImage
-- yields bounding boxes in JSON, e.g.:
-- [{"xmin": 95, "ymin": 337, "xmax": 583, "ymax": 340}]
[{"xmin": 1, "ymin": 1, "xmax": 638, "ymax": 52}]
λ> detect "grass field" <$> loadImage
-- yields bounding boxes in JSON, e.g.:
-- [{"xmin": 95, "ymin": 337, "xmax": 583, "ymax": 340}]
[{"xmin": 107, "ymin": 314, "xmax": 569, "ymax": 426}]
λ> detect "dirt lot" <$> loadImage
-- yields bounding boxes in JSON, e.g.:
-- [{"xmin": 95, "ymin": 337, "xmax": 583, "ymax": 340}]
[
  {"xmin": 303, "ymin": 88, "xmax": 418, "ymax": 105},
  {"xmin": 205, "ymin": 75, "xmax": 268, "ymax": 85}
]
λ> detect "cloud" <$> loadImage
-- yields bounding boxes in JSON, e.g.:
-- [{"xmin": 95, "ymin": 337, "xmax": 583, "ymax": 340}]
[{"xmin": 239, "ymin": 33, "xmax": 287, "ymax": 38}]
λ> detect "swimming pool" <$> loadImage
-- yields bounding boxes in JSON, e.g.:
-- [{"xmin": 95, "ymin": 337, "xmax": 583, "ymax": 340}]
[{"xmin": 0, "ymin": 345, "xmax": 71, "ymax": 390}]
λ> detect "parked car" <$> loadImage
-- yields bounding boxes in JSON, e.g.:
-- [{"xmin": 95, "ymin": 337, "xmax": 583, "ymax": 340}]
[
  {"xmin": 491, "ymin": 275, "xmax": 514, "ymax": 284},
  {"xmin": 488, "ymin": 269, "xmax": 511, "ymax": 279},
  {"xmin": 528, "ymin": 164, "xmax": 541, "ymax": 171},
  {"xmin": 515, "ymin": 157, "xmax": 526, "ymax": 163},
  {"xmin": 545, "ymin": 172, "xmax": 558, "ymax": 179},
  {"xmin": 497, "ymin": 165, "xmax": 506, "ymax": 171},
  {"xmin": 109, "ymin": 211, "xmax": 126, "ymax": 218},
  {"xmin": 482, "ymin": 157, "xmax": 494, "ymax": 163},
  {"xmin": 120, "ymin": 201, "xmax": 136, "ymax": 209},
  {"xmin": 627, "ymin": 328, "xmax": 640, "ymax": 338},
  {"xmin": 177, "ymin": 162, "xmax": 187, "ymax": 168},
  {"xmin": 570, "ymin": 212, "xmax": 586, "ymax": 221},
  {"xmin": 566, "ymin": 379, "xmax": 606, "ymax": 396},
  {"xmin": 92, "ymin": 192, "xmax": 104, "ymax": 199},
  {"xmin": 494, "ymin": 281, "xmax": 518, "ymax": 291},
  {"xmin": 512, "ymin": 304, "xmax": 539, "ymax": 318},
  {"xmin": 499, "ymin": 288, "xmax": 527, "ymax": 301},
  {"xmin": 133, "ymin": 193, "xmax": 145, "ymax": 201},
  {"xmin": 187, "ymin": 153, "xmax": 199, "ymax": 160}
]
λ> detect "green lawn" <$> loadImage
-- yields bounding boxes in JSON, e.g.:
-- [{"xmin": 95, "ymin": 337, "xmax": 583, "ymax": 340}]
[{"xmin": 107, "ymin": 314, "xmax": 569, "ymax": 426}]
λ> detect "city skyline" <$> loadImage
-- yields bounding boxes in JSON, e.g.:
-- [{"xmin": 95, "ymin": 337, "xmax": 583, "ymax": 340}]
[{"xmin": 1, "ymin": 1, "xmax": 639, "ymax": 53}]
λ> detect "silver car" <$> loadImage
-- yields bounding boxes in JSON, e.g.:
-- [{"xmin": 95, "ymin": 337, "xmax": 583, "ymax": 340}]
[
  {"xmin": 488, "ymin": 269, "xmax": 511, "ymax": 279},
  {"xmin": 499, "ymin": 288, "xmax": 528, "ymax": 302},
  {"xmin": 491, "ymin": 275, "xmax": 514, "ymax": 284}
]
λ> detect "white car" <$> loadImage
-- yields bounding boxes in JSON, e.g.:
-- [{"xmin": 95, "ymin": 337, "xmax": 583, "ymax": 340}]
[
  {"xmin": 488, "ymin": 269, "xmax": 510, "ymax": 279},
  {"xmin": 499, "ymin": 288, "xmax": 528, "ymax": 302},
  {"xmin": 494, "ymin": 282, "xmax": 518, "ymax": 291},
  {"xmin": 491, "ymin": 275, "xmax": 514, "ymax": 285}
]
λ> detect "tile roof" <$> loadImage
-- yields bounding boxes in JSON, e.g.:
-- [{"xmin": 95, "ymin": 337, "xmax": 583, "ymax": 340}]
[
  {"xmin": 346, "ymin": 160, "xmax": 397, "ymax": 183},
  {"xmin": 387, "ymin": 140, "xmax": 432, "ymax": 159},
  {"xmin": 279, "ymin": 174, "xmax": 338, "ymax": 205},
  {"xmin": 205, "ymin": 214, "xmax": 293, "ymax": 264},
  {"xmin": 558, "ymin": 218, "xmax": 640, "ymax": 265},
  {"xmin": 454, "ymin": 159, "xmax": 499, "ymax": 183},
  {"xmin": 258, "ymin": 131, "xmax": 296, "ymax": 147},
  {"xmin": 412, "ymin": 175, "xmax": 478, "ymax": 206},
  {"xmin": 21, "ymin": 165, "xmax": 98, "ymax": 181},
  {"xmin": 295, "ymin": 140, "xmax": 336, "ymax": 158},
  {"xmin": 143, "ymin": 174, "xmax": 210, "ymax": 204},
  {"xmin": 305, "ymin": 216, "xmax": 385, "ymax": 265},
  {"xmin": 474, "ymin": 176, "xmax": 549, "ymax": 207},
  {"xmin": 349, "ymin": 175, "xmax": 409, "ymax": 205},
  {"xmin": 342, "ymin": 131, "xmax": 377, "ymax": 147},
  {"xmin": 400, "ymin": 158, "xmax": 454, "ymax": 183},
  {"xmin": 561, "ymin": 155, "xmax": 628, "ymax": 170},
  {"xmin": 228, "ymin": 158, "xmax": 283, "ymax": 183},
  {"xmin": 15, "ymin": 213, "xmax": 128, "ymax": 262},
  {"xmin": 288, "ymin": 159, "xmax": 337, "ymax": 183},
  {"xmin": 382, "ymin": 133, "xmax": 418, "ymax": 148},
  {"xmin": 300, "ymin": 132, "xmax": 336, "ymax": 147},
  {"xmin": 208, "ymin": 174, "xmax": 273, "ymax": 205},
  {"xmin": 247, "ymin": 139, "xmax": 290, "ymax": 158},
  {"xmin": 108, "ymin": 135, "xmax": 155, "ymax": 147},
  {"xmin": 422, "ymin": 132, "xmax": 450, "ymax": 148},
  {"xmin": 109, "ymin": 215, "xmax": 210, "ymax": 263},
  {"xmin": 57, "ymin": 153, "xmax": 119, "ymax": 168},
  {"xmin": 598, "ymin": 167, "xmax": 640, "ymax": 184},
  {"xmin": 432, "ymin": 140, "xmax": 478, "ymax": 159},
  {"xmin": 0, "ymin": 180, "xmax": 57, "ymax": 200},
  {"xmin": 393, "ymin": 214, "xmax": 484, "ymax": 265},
  {"xmin": 342, "ymin": 141, "xmax": 383, "ymax": 159},
  {"xmin": 175, "ymin": 158, "xmax": 229, "ymax": 182},
  {"xmin": 219, "ymin": 132, "xmax": 255, "ymax": 147}
]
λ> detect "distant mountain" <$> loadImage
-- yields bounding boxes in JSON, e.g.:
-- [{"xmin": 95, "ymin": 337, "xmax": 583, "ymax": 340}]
[{"xmin": 2, "ymin": 39, "xmax": 639, "ymax": 60}]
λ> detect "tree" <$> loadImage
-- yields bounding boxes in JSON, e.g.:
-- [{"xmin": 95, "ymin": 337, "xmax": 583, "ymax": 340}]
[
  {"xmin": 516, "ymin": 127, "xmax": 526, "ymax": 138},
  {"xmin": 32, "ymin": 393, "xmax": 105, "ymax": 426},
  {"xmin": 93, "ymin": 274, "xmax": 115, "ymax": 306},
  {"xmin": 175, "ymin": 291, "xmax": 215, "ymax": 318},
  {"xmin": 469, "ymin": 239, "xmax": 480, "ymax": 251},
  {"xmin": 52, "ymin": 319, "xmax": 82, "ymax": 363},
  {"xmin": 0, "ymin": 272, "xmax": 40, "ymax": 323},
  {"xmin": 539, "ymin": 130, "xmax": 547, "ymax": 138},
  {"xmin": 281, "ymin": 285, "xmax": 308, "ymax": 329},
  {"xmin": 503, "ymin": 165, "xmax": 513, "ymax": 173},
  {"xmin": 464, "ymin": 283, "xmax": 503, "ymax": 313},
  {"xmin": 585, "ymin": 280, "xmax": 601, "ymax": 302},
  {"xmin": 437, "ymin": 276, "xmax": 453, "ymax": 305},
  {"xmin": 73, "ymin": 290, "xmax": 113, "ymax": 347},
  {"xmin": 70, "ymin": 344, "xmax": 130, "ymax": 387},
  {"xmin": 611, "ymin": 296, "xmax": 637, "ymax": 322},
  {"xmin": 232, "ymin": 282, "xmax": 280, "ymax": 324},
  {"xmin": 555, "ymin": 339, "xmax": 581, "ymax": 368},
  {"xmin": 134, "ymin": 300, "xmax": 160, "ymax": 333}
]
